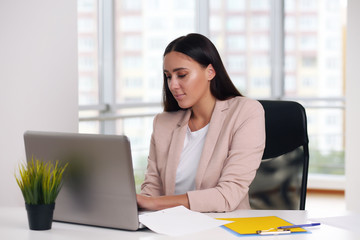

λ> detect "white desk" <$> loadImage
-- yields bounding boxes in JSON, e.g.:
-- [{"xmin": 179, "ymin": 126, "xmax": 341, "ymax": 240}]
[{"xmin": 1, "ymin": 207, "xmax": 358, "ymax": 240}]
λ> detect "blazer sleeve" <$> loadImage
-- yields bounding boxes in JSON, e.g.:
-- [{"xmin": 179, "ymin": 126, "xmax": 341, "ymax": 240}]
[
  {"xmin": 187, "ymin": 99, "xmax": 265, "ymax": 212},
  {"xmin": 140, "ymin": 114, "xmax": 164, "ymax": 196}
]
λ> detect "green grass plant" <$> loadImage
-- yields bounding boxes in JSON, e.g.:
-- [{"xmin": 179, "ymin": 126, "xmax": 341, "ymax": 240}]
[{"xmin": 15, "ymin": 157, "xmax": 68, "ymax": 205}]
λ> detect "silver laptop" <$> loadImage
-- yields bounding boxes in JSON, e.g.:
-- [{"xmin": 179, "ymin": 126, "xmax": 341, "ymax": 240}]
[{"xmin": 24, "ymin": 131, "xmax": 142, "ymax": 230}]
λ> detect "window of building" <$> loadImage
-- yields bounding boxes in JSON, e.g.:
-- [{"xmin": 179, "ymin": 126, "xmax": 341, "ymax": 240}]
[
  {"xmin": 227, "ymin": 35, "xmax": 246, "ymax": 51},
  {"xmin": 227, "ymin": 0, "xmax": 246, "ymax": 11},
  {"xmin": 226, "ymin": 16, "xmax": 245, "ymax": 32}
]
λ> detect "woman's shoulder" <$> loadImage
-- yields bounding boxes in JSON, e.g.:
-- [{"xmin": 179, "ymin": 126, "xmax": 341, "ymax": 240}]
[
  {"xmin": 217, "ymin": 97, "xmax": 265, "ymax": 130},
  {"xmin": 152, "ymin": 110, "xmax": 189, "ymax": 137},
  {"xmin": 225, "ymin": 96, "xmax": 264, "ymax": 112},
  {"xmin": 154, "ymin": 109, "xmax": 189, "ymax": 126},
  {"xmin": 156, "ymin": 109, "xmax": 187, "ymax": 119}
]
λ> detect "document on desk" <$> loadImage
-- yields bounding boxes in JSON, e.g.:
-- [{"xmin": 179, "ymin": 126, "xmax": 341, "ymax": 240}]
[
  {"xmin": 139, "ymin": 206, "xmax": 233, "ymax": 237},
  {"xmin": 310, "ymin": 213, "xmax": 360, "ymax": 232}
]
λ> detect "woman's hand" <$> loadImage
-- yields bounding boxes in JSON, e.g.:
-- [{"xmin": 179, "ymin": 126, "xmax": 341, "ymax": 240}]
[
  {"xmin": 136, "ymin": 194, "xmax": 157, "ymax": 210},
  {"xmin": 136, "ymin": 194, "xmax": 190, "ymax": 211}
]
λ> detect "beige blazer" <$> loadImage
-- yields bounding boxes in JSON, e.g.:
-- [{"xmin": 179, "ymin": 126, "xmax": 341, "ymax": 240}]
[{"xmin": 140, "ymin": 96, "xmax": 265, "ymax": 212}]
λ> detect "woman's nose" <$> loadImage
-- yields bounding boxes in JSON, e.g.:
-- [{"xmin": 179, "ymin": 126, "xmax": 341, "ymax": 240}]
[{"xmin": 169, "ymin": 78, "xmax": 179, "ymax": 90}]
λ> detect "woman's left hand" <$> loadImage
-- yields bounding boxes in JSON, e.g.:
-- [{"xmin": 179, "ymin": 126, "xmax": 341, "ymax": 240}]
[
  {"xmin": 136, "ymin": 194, "xmax": 157, "ymax": 210},
  {"xmin": 136, "ymin": 193, "xmax": 190, "ymax": 211}
]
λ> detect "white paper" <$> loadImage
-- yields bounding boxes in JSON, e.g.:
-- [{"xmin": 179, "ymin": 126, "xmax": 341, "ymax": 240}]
[
  {"xmin": 310, "ymin": 213, "xmax": 360, "ymax": 232},
  {"xmin": 139, "ymin": 206, "xmax": 232, "ymax": 237}
]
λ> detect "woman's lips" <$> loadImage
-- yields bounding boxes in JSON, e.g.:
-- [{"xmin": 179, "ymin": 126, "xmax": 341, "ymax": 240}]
[{"xmin": 173, "ymin": 93, "xmax": 185, "ymax": 101}]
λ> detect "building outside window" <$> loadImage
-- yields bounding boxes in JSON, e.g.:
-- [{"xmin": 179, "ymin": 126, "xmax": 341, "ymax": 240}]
[{"xmin": 78, "ymin": 0, "xmax": 347, "ymax": 191}]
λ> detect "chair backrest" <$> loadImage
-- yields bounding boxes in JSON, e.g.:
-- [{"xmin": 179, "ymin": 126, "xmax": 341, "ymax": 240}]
[{"xmin": 249, "ymin": 100, "xmax": 309, "ymax": 210}]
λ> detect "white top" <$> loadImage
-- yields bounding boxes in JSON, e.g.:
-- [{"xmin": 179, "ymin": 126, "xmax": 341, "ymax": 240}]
[{"xmin": 175, "ymin": 124, "xmax": 209, "ymax": 195}]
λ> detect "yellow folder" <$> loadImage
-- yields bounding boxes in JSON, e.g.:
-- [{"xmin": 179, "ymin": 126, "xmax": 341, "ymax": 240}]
[{"xmin": 217, "ymin": 216, "xmax": 307, "ymax": 235}]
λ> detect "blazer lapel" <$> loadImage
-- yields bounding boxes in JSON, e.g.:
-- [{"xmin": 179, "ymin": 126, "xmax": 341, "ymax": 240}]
[
  {"xmin": 164, "ymin": 110, "xmax": 191, "ymax": 195},
  {"xmin": 195, "ymin": 100, "xmax": 229, "ymax": 189}
]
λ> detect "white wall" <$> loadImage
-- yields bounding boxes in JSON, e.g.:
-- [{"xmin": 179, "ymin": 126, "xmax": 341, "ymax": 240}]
[
  {"xmin": 345, "ymin": 1, "xmax": 360, "ymax": 213},
  {"xmin": 0, "ymin": 0, "xmax": 78, "ymax": 206}
]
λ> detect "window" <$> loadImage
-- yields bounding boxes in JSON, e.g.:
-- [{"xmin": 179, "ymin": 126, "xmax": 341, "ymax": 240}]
[
  {"xmin": 227, "ymin": 55, "xmax": 246, "ymax": 72},
  {"xmin": 302, "ymin": 56, "xmax": 317, "ymax": 68},
  {"xmin": 299, "ymin": 0, "xmax": 317, "ymax": 11},
  {"xmin": 285, "ymin": 16, "xmax": 296, "ymax": 32},
  {"xmin": 251, "ymin": 55, "xmax": 270, "ymax": 70},
  {"xmin": 285, "ymin": 55, "xmax": 296, "ymax": 72},
  {"xmin": 250, "ymin": 0, "xmax": 269, "ymax": 10},
  {"xmin": 285, "ymin": 35, "xmax": 296, "ymax": 51},
  {"xmin": 227, "ymin": 0, "xmax": 246, "ymax": 11},
  {"xmin": 299, "ymin": 35, "xmax": 317, "ymax": 50},
  {"xmin": 284, "ymin": 0, "xmax": 346, "ymax": 177},
  {"xmin": 299, "ymin": 15, "xmax": 318, "ymax": 31},
  {"xmin": 122, "ymin": 35, "xmax": 142, "ymax": 51},
  {"xmin": 78, "ymin": 19, "xmax": 96, "ymax": 32},
  {"xmin": 301, "ymin": 76, "xmax": 316, "ymax": 88},
  {"xmin": 226, "ymin": 16, "xmax": 245, "ymax": 31},
  {"xmin": 122, "ymin": 0, "xmax": 142, "ymax": 10},
  {"xmin": 209, "ymin": 2, "xmax": 272, "ymax": 97},
  {"xmin": 284, "ymin": 75, "xmax": 296, "ymax": 92},
  {"xmin": 78, "ymin": 0, "xmax": 347, "ymax": 191},
  {"xmin": 251, "ymin": 16, "xmax": 270, "ymax": 31},
  {"xmin": 227, "ymin": 35, "xmax": 246, "ymax": 51}
]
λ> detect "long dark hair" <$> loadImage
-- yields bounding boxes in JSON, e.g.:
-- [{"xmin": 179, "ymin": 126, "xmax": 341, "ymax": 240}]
[{"xmin": 162, "ymin": 33, "xmax": 242, "ymax": 112}]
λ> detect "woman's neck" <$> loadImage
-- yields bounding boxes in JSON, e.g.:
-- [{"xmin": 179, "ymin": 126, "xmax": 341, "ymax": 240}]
[{"xmin": 189, "ymin": 96, "xmax": 216, "ymax": 131}]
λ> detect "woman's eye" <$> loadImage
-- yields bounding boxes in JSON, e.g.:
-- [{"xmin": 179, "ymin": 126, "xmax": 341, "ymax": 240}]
[{"xmin": 178, "ymin": 74, "xmax": 186, "ymax": 78}]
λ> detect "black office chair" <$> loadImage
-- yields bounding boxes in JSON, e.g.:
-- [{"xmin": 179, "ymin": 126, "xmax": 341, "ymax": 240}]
[{"xmin": 249, "ymin": 100, "xmax": 309, "ymax": 210}]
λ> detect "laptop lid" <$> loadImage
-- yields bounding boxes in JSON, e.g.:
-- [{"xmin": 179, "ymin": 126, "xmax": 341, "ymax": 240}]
[{"xmin": 23, "ymin": 131, "xmax": 141, "ymax": 230}]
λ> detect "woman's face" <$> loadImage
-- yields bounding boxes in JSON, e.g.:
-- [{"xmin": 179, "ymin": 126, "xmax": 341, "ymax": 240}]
[{"xmin": 163, "ymin": 51, "xmax": 215, "ymax": 109}]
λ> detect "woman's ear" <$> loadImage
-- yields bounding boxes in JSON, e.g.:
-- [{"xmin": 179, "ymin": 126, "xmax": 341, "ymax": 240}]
[{"xmin": 206, "ymin": 64, "xmax": 216, "ymax": 81}]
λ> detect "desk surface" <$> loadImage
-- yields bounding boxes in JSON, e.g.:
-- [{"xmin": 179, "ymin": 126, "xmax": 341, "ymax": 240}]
[{"xmin": 1, "ymin": 207, "xmax": 358, "ymax": 240}]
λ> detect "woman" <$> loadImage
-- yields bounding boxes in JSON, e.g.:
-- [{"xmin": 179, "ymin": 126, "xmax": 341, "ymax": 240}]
[{"xmin": 137, "ymin": 33, "xmax": 265, "ymax": 212}]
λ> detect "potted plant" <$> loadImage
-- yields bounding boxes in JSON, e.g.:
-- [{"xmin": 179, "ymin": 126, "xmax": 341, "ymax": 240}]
[{"xmin": 15, "ymin": 157, "xmax": 68, "ymax": 230}]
